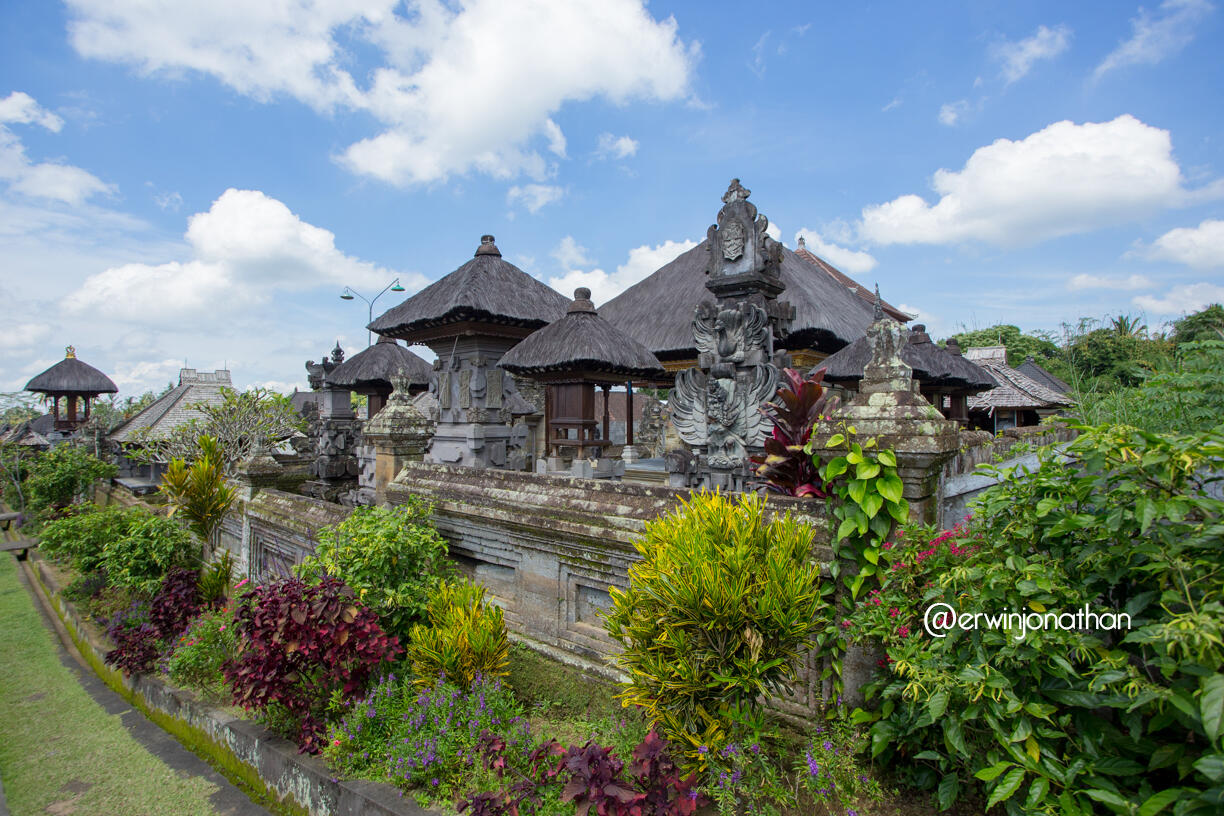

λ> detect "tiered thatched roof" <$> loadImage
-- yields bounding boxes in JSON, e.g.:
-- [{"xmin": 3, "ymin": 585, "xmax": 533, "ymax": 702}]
[
  {"xmin": 499, "ymin": 288, "xmax": 668, "ymax": 383},
  {"xmin": 598, "ymin": 240, "xmax": 888, "ymax": 361},
  {"xmin": 326, "ymin": 336, "xmax": 432, "ymax": 392},
  {"xmin": 25, "ymin": 347, "xmax": 117, "ymax": 396},
  {"xmin": 369, "ymin": 235, "xmax": 569, "ymax": 341},
  {"xmin": 1017, "ymin": 357, "xmax": 1070, "ymax": 396},
  {"xmin": 964, "ymin": 347, "xmax": 1070, "ymax": 411},
  {"xmin": 817, "ymin": 324, "xmax": 995, "ymax": 391}
]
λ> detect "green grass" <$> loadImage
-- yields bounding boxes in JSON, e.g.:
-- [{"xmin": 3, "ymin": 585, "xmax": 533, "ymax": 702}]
[{"xmin": 0, "ymin": 554, "xmax": 223, "ymax": 816}]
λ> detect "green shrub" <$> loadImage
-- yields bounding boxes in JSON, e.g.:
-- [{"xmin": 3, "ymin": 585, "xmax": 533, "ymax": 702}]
[
  {"xmin": 39, "ymin": 504, "xmax": 135, "ymax": 574},
  {"xmin": 25, "ymin": 444, "xmax": 117, "ymax": 519},
  {"xmin": 404, "ymin": 578, "xmax": 509, "ymax": 689},
  {"xmin": 854, "ymin": 424, "xmax": 1224, "ymax": 815},
  {"xmin": 101, "ymin": 513, "xmax": 197, "ymax": 595},
  {"xmin": 160, "ymin": 434, "xmax": 236, "ymax": 551},
  {"xmin": 298, "ymin": 500, "xmax": 450, "ymax": 643},
  {"xmin": 198, "ymin": 549, "xmax": 233, "ymax": 607},
  {"xmin": 166, "ymin": 606, "xmax": 238, "ymax": 697},
  {"xmin": 603, "ymin": 491, "xmax": 827, "ymax": 763}
]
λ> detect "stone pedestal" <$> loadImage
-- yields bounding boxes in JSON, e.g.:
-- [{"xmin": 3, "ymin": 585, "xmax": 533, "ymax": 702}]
[{"xmin": 363, "ymin": 375, "xmax": 432, "ymax": 506}]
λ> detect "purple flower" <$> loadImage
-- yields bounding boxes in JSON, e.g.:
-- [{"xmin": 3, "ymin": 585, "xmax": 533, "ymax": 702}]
[
  {"xmin": 431, "ymin": 778, "xmax": 439, "ymax": 787},
  {"xmin": 687, "ymin": 790, "xmax": 698, "ymax": 802},
  {"xmin": 822, "ymin": 740, "xmax": 833, "ymax": 752},
  {"xmin": 697, "ymin": 745, "xmax": 708, "ymax": 755},
  {"xmin": 805, "ymin": 751, "xmax": 819, "ymax": 777}
]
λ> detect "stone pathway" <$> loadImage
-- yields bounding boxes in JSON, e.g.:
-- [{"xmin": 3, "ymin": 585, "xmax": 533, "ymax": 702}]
[{"xmin": 0, "ymin": 553, "xmax": 272, "ymax": 816}]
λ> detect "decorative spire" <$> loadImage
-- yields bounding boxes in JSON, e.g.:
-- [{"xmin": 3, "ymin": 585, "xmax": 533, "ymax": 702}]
[
  {"xmin": 797, "ymin": 236, "xmax": 806, "ymax": 250},
  {"xmin": 567, "ymin": 287, "xmax": 596, "ymax": 314},
  {"xmin": 331, "ymin": 341, "xmax": 344, "ymax": 364},
  {"xmin": 475, "ymin": 234, "xmax": 502, "ymax": 257},
  {"xmin": 873, "ymin": 284, "xmax": 883, "ymax": 321},
  {"xmin": 721, "ymin": 178, "xmax": 751, "ymax": 204},
  {"xmin": 65, "ymin": 345, "xmax": 76, "ymax": 359}
]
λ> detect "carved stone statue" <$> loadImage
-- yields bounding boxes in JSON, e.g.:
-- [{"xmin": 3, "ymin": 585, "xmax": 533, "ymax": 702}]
[{"xmin": 668, "ymin": 180, "xmax": 792, "ymax": 490}]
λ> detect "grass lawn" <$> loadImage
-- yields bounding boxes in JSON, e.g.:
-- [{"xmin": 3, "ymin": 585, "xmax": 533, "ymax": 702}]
[{"xmin": 0, "ymin": 553, "xmax": 223, "ymax": 816}]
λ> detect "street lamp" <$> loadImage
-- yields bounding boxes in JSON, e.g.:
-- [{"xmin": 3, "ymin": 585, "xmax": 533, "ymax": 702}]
[{"xmin": 340, "ymin": 278, "xmax": 407, "ymax": 346}]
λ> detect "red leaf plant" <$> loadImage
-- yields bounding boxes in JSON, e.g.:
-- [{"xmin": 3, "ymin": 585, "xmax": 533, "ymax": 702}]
[{"xmin": 751, "ymin": 367, "xmax": 840, "ymax": 497}]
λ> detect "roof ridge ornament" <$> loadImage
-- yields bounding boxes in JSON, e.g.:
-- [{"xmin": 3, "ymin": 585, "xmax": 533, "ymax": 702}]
[
  {"xmin": 873, "ymin": 284, "xmax": 884, "ymax": 321},
  {"xmin": 721, "ymin": 178, "xmax": 751, "ymax": 204},
  {"xmin": 475, "ymin": 234, "xmax": 502, "ymax": 257},
  {"xmin": 567, "ymin": 287, "xmax": 596, "ymax": 314},
  {"xmin": 65, "ymin": 345, "xmax": 76, "ymax": 359}
]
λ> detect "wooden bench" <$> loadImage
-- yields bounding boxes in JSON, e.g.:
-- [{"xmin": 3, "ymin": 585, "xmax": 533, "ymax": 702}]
[
  {"xmin": 0, "ymin": 511, "xmax": 22, "ymax": 531},
  {"xmin": 0, "ymin": 537, "xmax": 38, "ymax": 561}
]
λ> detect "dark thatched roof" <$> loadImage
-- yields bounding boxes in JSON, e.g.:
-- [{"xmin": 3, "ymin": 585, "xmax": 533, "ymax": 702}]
[
  {"xmin": 326, "ymin": 336, "xmax": 432, "ymax": 391},
  {"xmin": 25, "ymin": 349, "xmax": 117, "ymax": 396},
  {"xmin": 499, "ymin": 289, "xmax": 669, "ymax": 383},
  {"xmin": 793, "ymin": 238, "xmax": 911, "ymax": 322},
  {"xmin": 816, "ymin": 324, "xmax": 996, "ymax": 391},
  {"xmin": 964, "ymin": 347, "xmax": 1070, "ymax": 411},
  {"xmin": 1017, "ymin": 357, "xmax": 1070, "ymax": 396},
  {"xmin": 369, "ymin": 235, "xmax": 569, "ymax": 341},
  {"xmin": 598, "ymin": 240, "xmax": 885, "ymax": 360}
]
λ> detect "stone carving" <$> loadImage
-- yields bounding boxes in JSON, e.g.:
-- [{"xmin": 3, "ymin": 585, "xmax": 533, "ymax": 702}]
[{"xmin": 669, "ymin": 179, "xmax": 791, "ymax": 490}]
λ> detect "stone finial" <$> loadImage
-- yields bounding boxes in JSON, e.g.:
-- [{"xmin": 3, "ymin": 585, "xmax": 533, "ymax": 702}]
[
  {"xmin": 873, "ymin": 284, "xmax": 883, "ymax": 321},
  {"xmin": 797, "ymin": 236, "xmax": 806, "ymax": 250},
  {"xmin": 568, "ymin": 287, "xmax": 596, "ymax": 314},
  {"xmin": 722, "ymin": 178, "xmax": 751, "ymax": 204},
  {"xmin": 331, "ymin": 342, "xmax": 345, "ymax": 364},
  {"xmin": 65, "ymin": 345, "xmax": 76, "ymax": 359},
  {"xmin": 475, "ymin": 234, "xmax": 502, "ymax": 257},
  {"xmin": 947, "ymin": 339, "xmax": 963, "ymax": 356}
]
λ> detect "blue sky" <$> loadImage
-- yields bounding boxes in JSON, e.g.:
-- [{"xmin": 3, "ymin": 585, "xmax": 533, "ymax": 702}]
[{"xmin": 2, "ymin": 0, "xmax": 1222, "ymax": 398}]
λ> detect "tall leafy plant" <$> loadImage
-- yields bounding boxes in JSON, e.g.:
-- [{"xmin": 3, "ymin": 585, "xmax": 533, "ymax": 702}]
[
  {"xmin": 24, "ymin": 443, "xmax": 117, "ymax": 519},
  {"xmin": 603, "ymin": 491, "xmax": 826, "ymax": 762},
  {"xmin": 403, "ymin": 578, "xmax": 509, "ymax": 689},
  {"xmin": 751, "ymin": 367, "xmax": 839, "ymax": 497},
  {"xmin": 160, "ymin": 434, "xmax": 236, "ymax": 557}
]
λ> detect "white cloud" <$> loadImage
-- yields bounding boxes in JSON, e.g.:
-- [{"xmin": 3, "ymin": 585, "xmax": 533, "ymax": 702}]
[
  {"xmin": 1134, "ymin": 282, "xmax": 1224, "ymax": 314},
  {"xmin": 993, "ymin": 24, "xmax": 1071, "ymax": 83},
  {"xmin": 547, "ymin": 238, "xmax": 697, "ymax": 305},
  {"xmin": 595, "ymin": 133, "xmax": 639, "ymax": 160},
  {"xmin": 154, "ymin": 190, "xmax": 183, "ymax": 211},
  {"xmin": 0, "ymin": 92, "xmax": 112, "ymax": 206},
  {"xmin": 794, "ymin": 228, "xmax": 878, "ymax": 275},
  {"xmin": 0, "ymin": 92, "xmax": 64, "ymax": 131},
  {"xmin": 507, "ymin": 184, "xmax": 565, "ymax": 214},
  {"xmin": 66, "ymin": 0, "xmax": 697, "ymax": 187},
  {"xmin": 1095, "ymin": 0, "xmax": 1214, "ymax": 80},
  {"xmin": 765, "ymin": 221, "xmax": 781, "ymax": 242},
  {"xmin": 64, "ymin": 188, "xmax": 417, "ymax": 324},
  {"xmin": 749, "ymin": 31, "xmax": 770, "ymax": 78},
  {"xmin": 1067, "ymin": 273, "xmax": 1153, "ymax": 291},
  {"xmin": 882, "ymin": 97, "xmax": 902, "ymax": 112},
  {"xmin": 1140, "ymin": 219, "xmax": 1224, "ymax": 269},
  {"xmin": 938, "ymin": 100, "xmax": 970, "ymax": 127},
  {"xmin": 551, "ymin": 235, "xmax": 593, "ymax": 269},
  {"xmin": 859, "ymin": 115, "xmax": 1218, "ymax": 246}
]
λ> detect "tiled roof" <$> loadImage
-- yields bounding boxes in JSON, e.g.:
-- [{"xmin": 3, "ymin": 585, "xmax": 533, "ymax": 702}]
[
  {"xmin": 1017, "ymin": 357, "xmax": 1071, "ymax": 396},
  {"xmin": 109, "ymin": 369, "xmax": 232, "ymax": 443},
  {"xmin": 964, "ymin": 347, "xmax": 1069, "ymax": 411}
]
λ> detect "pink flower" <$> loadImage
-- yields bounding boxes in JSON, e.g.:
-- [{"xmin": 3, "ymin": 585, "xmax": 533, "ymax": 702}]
[
  {"xmin": 840, "ymin": 619, "xmax": 852, "ymax": 629},
  {"xmin": 898, "ymin": 625, "xmax": 910, "ymax": 638},
  {"xmin": 889, "ymin": 608, "xmax": 899, "ymax": 618},
  {"xmin": 219, "ymin": 625, "xmax": 226, "ymax": 631}
]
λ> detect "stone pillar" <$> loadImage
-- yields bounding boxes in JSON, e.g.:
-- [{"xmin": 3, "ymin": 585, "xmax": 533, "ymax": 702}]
[
  {"xmin": 231, "ymin": 446, "xmax": 284, "ymax": 574},
  {"xmin": 363, "ymin": 375, "xmax": 432, "ymax": 506}
]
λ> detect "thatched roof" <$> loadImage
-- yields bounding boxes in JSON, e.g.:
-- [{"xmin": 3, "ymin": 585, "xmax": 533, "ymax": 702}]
[
  {"xmin": 325, "ymin": 336, "xmax": 432, "ymax": 392},
  {"xmin": 369, "ymin": 235, "xmax": 569, "ymax": 341},
  {"xmin": 598, "ymin": 240, "xmax": 884, "ymax": 360},
  {"xmin": 964, "ymin": 346, "xmax": 1070, "ymax": 411},
  {"xmin": 816, "ymin": 324, "xmax": 995, "ymax": 391},
  {"xmin": 794, "ymin": 238, "xmax": 911, "ymax": 322},
  {"xmin": 1017, "ymin": 357, "xmax": 1070, "ymax": 396},
  {"xmin": 25, "ymin": 348, "xmax": 117, "ymax": 396},
  {"xmin": 499, "ymin": 288, "xmax": 668, "ymax": 383},
  {"xmin": 109, "ymin": 369, "xmax": 231, "ymax": 444}
]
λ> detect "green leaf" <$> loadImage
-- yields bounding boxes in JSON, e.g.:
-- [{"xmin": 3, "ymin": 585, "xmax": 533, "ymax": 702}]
[
  {"xmin": 914, "ymin": 750, "xmax": 942, "ymax": 761},
  {"xmin": 975, "ymin": 761, "xmax": 1013, "ymax": 782},
  {"xmin": 986, "ymin": 767, "xmax": 1025, "ymax": 809},
  {"xmin": 1025, "ymin": 777, "xmax": 1050, "ymax": 811},
  {"xmin": 1137, "ymin": 788, "xmax": 1183, "ymax": 816},
  {"xmin": 826, "ymin": 433, "xmax": 845, "ymax": 448},
  {"xmin": 877, "ymin": 474, "xmax": 903, "ymax": 503},
  {"xmin": 836, "ymin": 518, "xmax": 858, "ymax": 542},
  {"xmin": 1195, "ymin": 754, "xmax": 1224, "ymax": 782},
  {"xmin": 1200, "ymin": 673, "xmax": 1224, "ymax": 744},
  {"xmin": 856, "ymin": 461, "xmax": 881, "ymax": 480},
  {"xmin": 928, "ymin": 689, "xmax": 949, "ymax": 720},
  {"xmin": 937, "ymin": 773, "xmax": 959, "ymax": 811},
  {"xmin": 1083, "ymin": 788, "xmax": 1130, "ymax": 809},
  {"xmin": 824, "ymin": 458, "xmax": 848, "ymax": 480},
  {"xmin": 877, "ymin": 449, "xmax": 897, "ymax": 467}
]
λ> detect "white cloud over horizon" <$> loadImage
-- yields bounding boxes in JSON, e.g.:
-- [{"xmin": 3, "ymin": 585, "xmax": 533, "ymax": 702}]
[
  {"xmin": 1094, "ymin": 0, "xmax": 1214, "ymax": 81},
  {"xmin": 0, "ymin": 91, "xmax": 112, "ymax": 206},
  {"xmin": 1138, "ymin": 218, "xmax": 1224, "ymax": 269},
  {"xmin": 859, "ymin": 115, "xmax": 1221, "ymax": 247},
  {"xmin": 66, "ymin": 0, "xmax": 697, "ymax": 187},
  {"xmin": 794, "ymin": 228, "xmax": 878, "ymax": 275},
  {"xmin": 1068, "ymin": 273, "xmax": 1154, "ymax": 291},
  {"xmin": 1134, "ymin": 282, "xmax": 1224, "ymax": 314}
]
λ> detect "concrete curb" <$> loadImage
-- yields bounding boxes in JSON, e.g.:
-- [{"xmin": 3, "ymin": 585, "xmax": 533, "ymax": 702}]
[{"xmin": 29, "ymin": 557, "xmax": 438, "ymax": 816}]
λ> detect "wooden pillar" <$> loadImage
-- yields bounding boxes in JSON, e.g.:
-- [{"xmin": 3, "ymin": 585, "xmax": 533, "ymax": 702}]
[
  {"xmin": 601, "ymin": 384, "xmax": 610, "ymax": 442},
  {"xmin": 53, "ymin": 395, "xmax": 60, "ymax": 421},
  {"xmin": 626, "ymin": 381, "xmax": 634, "ymax": 446}
]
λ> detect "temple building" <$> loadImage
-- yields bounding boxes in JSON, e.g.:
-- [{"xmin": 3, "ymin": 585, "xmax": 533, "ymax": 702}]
[
  {"xmin": 817, "ymin": 320, "xmax": 995, "ymax": 424},
  {"xmin": 963, "ymin": 346, "xmax": 1071, "ymax": 431},
  {"xmin": 324, "ymin": 335, "xmax": 432, "ymax": 419},
  {"xmin": 369, "ymin": 235, "xmax": 570, "ymax": 469},
  {"xmin": 24, "ymin": 346, "xmax": 117, "ymax": 433}
]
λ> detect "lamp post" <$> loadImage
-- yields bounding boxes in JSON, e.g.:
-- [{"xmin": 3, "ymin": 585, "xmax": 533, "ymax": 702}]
[{"xmin": 340, "ymin": 278, "xmax": 406, "ymax": 346}]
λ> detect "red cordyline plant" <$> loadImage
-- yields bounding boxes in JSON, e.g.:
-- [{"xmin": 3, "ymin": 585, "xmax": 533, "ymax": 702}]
[
  {"xmin": 752, "ymin": 367, "xmax": 840, "ymax": 497},
  {"xmin": 223, "ymin": 577, "xmax": 401, "ymax": 753}
]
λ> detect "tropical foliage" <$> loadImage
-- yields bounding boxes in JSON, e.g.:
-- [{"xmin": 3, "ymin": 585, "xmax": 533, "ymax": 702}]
[
  {"xmin": 404, "ymin": 578, "xmax": 510, "ymax": 689},
  {"xmin": 24, "ymin": 443, "xmax": 116, "ymax": 519},
  {"xmin": 604, "ymin": 491, "xmax": 826, "ymax": 762},
  {"xmin": 751, "ymin": 367, "xmax": 839, "ymax": 497},
  {"xmin": 160, "ymin": 434, "xmax": 236, "ymax": 552}
]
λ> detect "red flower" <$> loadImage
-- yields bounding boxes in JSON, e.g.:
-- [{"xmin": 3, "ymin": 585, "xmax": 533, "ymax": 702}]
[
  {"xmin": 889, "ymin": 608, "xmax": 899, "ymax": 618},
  {"xmin": 898, "ymin": 625, "xmax": 910, "ymax": 638},
  {"xmin": 840, "ymin": 619, "xmax": 852, "ymax": 629}
]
